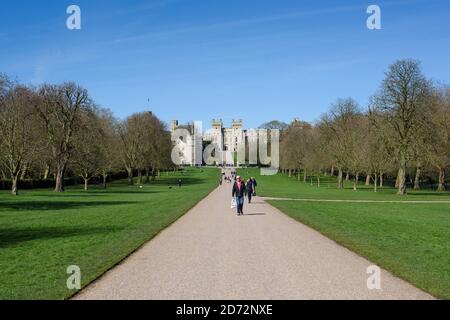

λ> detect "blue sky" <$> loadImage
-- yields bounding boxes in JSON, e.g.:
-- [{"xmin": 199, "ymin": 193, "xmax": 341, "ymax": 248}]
[{"xmin": 1, "ymin": 0, "xmax": 450, "ymax": 128}]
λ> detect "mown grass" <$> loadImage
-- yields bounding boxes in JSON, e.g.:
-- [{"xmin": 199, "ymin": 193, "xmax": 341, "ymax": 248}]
[
  {"xmin": 239, "ymin": 168, "xmax": 450, "ymax": 201},
  {"xmin": 0, "ymin": 168, "xmax": 219, "ymax": 300},
  {"xmin": 240, "ymin": 168, "xmax": 450, "ymax": 299}
]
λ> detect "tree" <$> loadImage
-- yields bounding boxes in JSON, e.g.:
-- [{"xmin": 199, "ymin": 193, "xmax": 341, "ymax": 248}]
[
  {"xmin": 117, "ymin": 111, "xmax": 171, "ymax": 185},
  {"xmin": 320, "ymin": 98, "xmax": 361, "ymax": 189},
  {"xmin": 428, "ymin": 87, "xmax": 450, "ymax": 191},
  {"xmin": 365, "ymin": 115, "xmax": 391, "ymax": 192},
  {"xmin": 0, "ymin": 81, "xmax": 38, "ymax": 195},
  {"xmin": 143, "ymin": 115, "xmax": 172, "ymax": 182},
  {"xmin": 36, "ymin": 83, "xmax": 92, "ymax": 192},
  {"xmin": 259, "ymin": 120, "xmax": 289, "ymax": 132},
  {"xmin": 118, "ymin": 114, "xmax": 145, "ymax": 185},
  {"xmin": 96, "ymin": 108, "xmax": 120, "ymax": 188},
  {"xmin": 71, "ymin": 109, "xmax": 105, "ymax": 191},
  {"xmin": 346, "ymin": 115, "xmax": 369, "ymax": 191},
  {"xmin": 279, "ymin": 120, "xmax": 315, "ymax": 182},
  {"xmin": 370, "ymin": 59, "xmax": 430, "ymax": 195}
]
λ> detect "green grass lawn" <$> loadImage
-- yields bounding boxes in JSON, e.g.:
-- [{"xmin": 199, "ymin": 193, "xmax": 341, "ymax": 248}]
[
  {"xmin": 239, "ymin": 168, "xmax": 450, "ymax": 201},
  {"xmin": 240, "ymin": 168, "xmax": 450, "ymax": 299},
  {"xmin": 0, "ymin": 168, "xmax": 219, "ymax": 300}
]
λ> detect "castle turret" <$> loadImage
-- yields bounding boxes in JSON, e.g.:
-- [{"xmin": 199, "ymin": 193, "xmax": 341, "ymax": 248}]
[
  {"xmin": 212, "ymin": 119, "xmax": 223, "ymax": 130},
  {"xmin": 232, "ymin": 119, "xmax": 243, "ymax": 130}
]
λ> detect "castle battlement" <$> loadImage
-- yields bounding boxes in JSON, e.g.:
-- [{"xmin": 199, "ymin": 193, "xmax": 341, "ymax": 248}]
[{"xmin": 171, "ymin": 119, "xmax": 246, "ymax": 166}]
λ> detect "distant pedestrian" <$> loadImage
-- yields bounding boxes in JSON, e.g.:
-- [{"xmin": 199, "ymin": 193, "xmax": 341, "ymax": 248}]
[
  {"xmin": 246, "ymin": 178, "xmax": 254, "ymax": 204},
  {"xmin": 178, "ymin": 179, "xmax": 182, "ymax": 188},
  {"xmin": 232, "ymin": 176, "xmax": 247, "ymax": 216},
  {"xmin": 251, "ymin": 177, "xmax": 257, "ymax": 196}
]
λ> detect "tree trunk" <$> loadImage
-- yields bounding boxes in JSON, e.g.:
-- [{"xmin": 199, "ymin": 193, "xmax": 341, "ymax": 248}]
[
  {"xmin": 437, "ymin": 168, "xmax": 446, "ymax": 192},
  {"xmin": 43, "ymin": 165, "xmax": 50, "ymax": 180},
  {"xmin": 330, "ymin": 166, "xmax": 335, "ymax": 176},
  {"xmin": 353, "ymin": 173, "xmax": 359, "ymax": 191},
  {"xmin": 397, "ymin": 156, "xmax": 407, "ymax": 195},
  {"xmin": 317, "ymin": 176, "xmax": 320, "ymax": 188},
  {"xmin": 20, "ymin": 164, "xmax": 28, "ymax": 180},
  {"xmin": 127, "ymin": 167, "xmax": 133, "ymax": 185},
  {"xmin": 395, "ymin": 170, "xmax": 400, "ymax": 188},
  {"xmin": 84, "ymin": 178, "xmax": 89, "ymax": 191},
  {"xmin": 338, "ymin": 169, "xmax": 344, "ymax": 189},
  {"xmin": 379, "ymin": 171, "xmax": 384, "ymax": 188},
  {"xmin": 414, "ymin": 167, "xmax": 422, "ymax": 190},
  {"xmin": 137, "ymin": 169, "xmax": 143, "ymax": 185},
  {"xmin": 374, "ymin": 173, "xmax": 378, "ymax": 193},
  {"xmin": 145, "ymin": 168, "xmax": 150, "ymax": 183},
  {"xmin": 345, "ymin": 171, "xmax": 350, "ymax": 181},
  {"xmin": 303, "ymin": 169, "xmax": 307, "ymax": 183},
  {"xmin": 55, "ymin": 164, "xmax": 66, "ymax": 193},
  {"xmin": 102, "ymin": 171, "xmax": 108, "ymax": 189},
  {"xmin": 365, "ymin": 175, "xmax": 371, "ymax": 186},
  {"xmin": 11, "ymin": 175, "xmax": 19, "ymax": 196},
  {"xmin": 288, "ymin": 169, "xmax": 292, "ymax": 178}
]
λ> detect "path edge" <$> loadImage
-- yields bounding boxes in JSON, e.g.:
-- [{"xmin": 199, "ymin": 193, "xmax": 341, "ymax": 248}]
[
  {"xmin": 264, "ymin": 198, "xmax": 437, "ymax": 300},
  {"xmin": 69, "ymin": 184, "xmax": 220, "ymax": 300}
]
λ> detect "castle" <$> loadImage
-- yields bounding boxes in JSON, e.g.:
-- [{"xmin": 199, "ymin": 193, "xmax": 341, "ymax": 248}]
[{"xmin": 171, "ymin": 119, "xmax": 253, "ymax": 166}]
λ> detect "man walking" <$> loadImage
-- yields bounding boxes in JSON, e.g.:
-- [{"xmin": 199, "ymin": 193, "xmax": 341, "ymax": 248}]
[
  {"xmin": 232, "ymin": 176, "xmax": 246, "ymax": 216},
  {"xmin": 246, "ymin": 178, "xmax": 254, "ymax": 204},
  {"xmin": 251, "ymin": 177, "xmax": 257, "ymax": 196}
]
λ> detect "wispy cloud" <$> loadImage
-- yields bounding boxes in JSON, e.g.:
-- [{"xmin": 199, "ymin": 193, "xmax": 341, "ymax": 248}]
[
  {"xmin": 106, "ymin": 0, "xmax": 432, "ymax": 45},
  {"xmin": 303, "ymin": 58, "xmax": 369, "ymax": 72}
]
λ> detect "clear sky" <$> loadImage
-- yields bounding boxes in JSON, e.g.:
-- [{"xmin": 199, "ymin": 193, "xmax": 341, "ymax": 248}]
[{"xmin": 1, "ymin": 0, "xmax": 450, "ymax": 128}]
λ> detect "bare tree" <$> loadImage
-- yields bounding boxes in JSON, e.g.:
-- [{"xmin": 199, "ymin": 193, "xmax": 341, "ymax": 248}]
[
  {"xmin": 96, "ymin": 108, "xmax": 120, "ymax": 188},
  {"xmin": 71, "ymin": 109, "xmax": 104, "ymax": 191},
  {"xmin": 35, "ymin": 83, "xmax": 91, "ymax": 192},
  {"xmin": 0, "ymin": 81, "xmax": 38, "ymax": 195},
  {"xmin": 428, "ymin": 87, "xmax": 450, "ymax": 191},
  {"xmin": 117, "ymin": 111, "xmax": 170, "ymax": 185},
  {"xmin": 320, "ymin": 98, "xmax": 361, "ymax": 189},
  {"xmin": 370, "ymin": 59, "xmax": 430, "ymax": 195}
]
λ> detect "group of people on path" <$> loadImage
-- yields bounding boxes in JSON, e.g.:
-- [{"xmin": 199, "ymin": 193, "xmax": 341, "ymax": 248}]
[
  {"xmin": 231, "ymin": 176, "xmax": 258, "ymax": 216},
  {"xmin": 219, "ymin": 170, "xmax": 237, "ymax": 185}
]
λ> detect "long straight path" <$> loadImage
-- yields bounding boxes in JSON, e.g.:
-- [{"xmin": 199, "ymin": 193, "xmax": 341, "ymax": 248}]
[{"xmin": 74, "ymin": 170, "xmax": 433, "ymax": 300}]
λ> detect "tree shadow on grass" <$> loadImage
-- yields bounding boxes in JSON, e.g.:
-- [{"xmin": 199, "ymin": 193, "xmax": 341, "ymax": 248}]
[
  {"xmin": 32, "ymin": 194, "xmax": 109, "ymax": 198},
  {"xmin": 90, "ymin": 190, "xmax": 163, "ymax": 195},
  {"xmin": 407, "ymin": 192, "xmax": 450, "ymax": 197},
  {"xmin": 0, "ymin": 226, "xmax": 124, "ymax": 248},
  {"xmin": 144, "ymin": 177, "xmax": 208, "ymax": 187},
  {"xmin": 0, "ymin": 201, "xmax": 137, "ymax": 212}
]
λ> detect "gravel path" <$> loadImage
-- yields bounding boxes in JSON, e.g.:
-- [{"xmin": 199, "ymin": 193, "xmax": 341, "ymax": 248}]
[{"xmin": 74, "ymin": 171, "xmax": 433, "ymax": 300}]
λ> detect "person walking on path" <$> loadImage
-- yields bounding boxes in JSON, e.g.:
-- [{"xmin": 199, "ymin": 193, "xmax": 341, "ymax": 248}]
[
  {"xmin": 251, "ymin": 177, "xmax": 257, "ymax": 196},
  {"xmin": 232, "ymin": 176, "xmax": 247, "ymax": 216},
  {"xmin": 246, "ymin": 178, "xmax": 254, "ymax": 204}
]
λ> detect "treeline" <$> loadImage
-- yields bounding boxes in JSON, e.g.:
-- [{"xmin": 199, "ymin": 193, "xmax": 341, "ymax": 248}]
[
  {"xmin": 280, "ymin": 59, "xmax": 450, "ymax": 194},
  {"xmin": 0, "ymin": 75, "xmax": 174, "ymax": 195}
]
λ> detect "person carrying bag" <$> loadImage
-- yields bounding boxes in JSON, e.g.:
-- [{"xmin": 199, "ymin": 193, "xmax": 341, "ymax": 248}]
[{"xmin": 232, "ymin": 176, "xmax": 247, "ymax": 216}]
